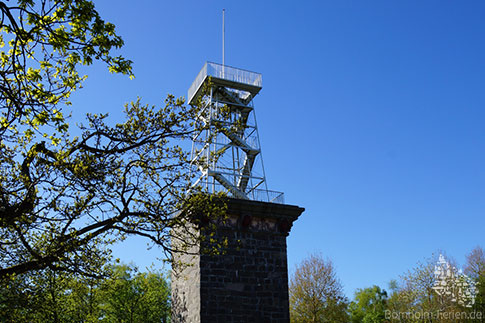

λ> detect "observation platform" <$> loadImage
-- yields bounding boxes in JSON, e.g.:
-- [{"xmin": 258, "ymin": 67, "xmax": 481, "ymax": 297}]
[{"xmin": 188, "ymin": 62, "xmax": 262, "ymax": 105}]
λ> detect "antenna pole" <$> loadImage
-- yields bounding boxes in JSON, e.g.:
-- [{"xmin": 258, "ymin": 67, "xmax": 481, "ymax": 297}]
[{"xmin": 222, "ymin": 9, "xmax": 225, "ymax": 67}]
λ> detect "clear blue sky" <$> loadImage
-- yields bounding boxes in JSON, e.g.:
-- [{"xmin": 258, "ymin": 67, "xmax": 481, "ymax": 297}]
[{"xmin": 69, "ymin": 1, "xmax": 485, "ymax": 298}]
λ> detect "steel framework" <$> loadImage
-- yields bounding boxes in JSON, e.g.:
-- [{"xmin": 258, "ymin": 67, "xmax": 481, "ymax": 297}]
[{"xmin": 188, "ymin": 62, "xmax": 283, "ymax": 203}]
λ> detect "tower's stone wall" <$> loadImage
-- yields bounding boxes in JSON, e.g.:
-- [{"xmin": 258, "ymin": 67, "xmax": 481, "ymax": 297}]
[{"xmin": 172, "ymin": 198, "xmax": 304, "ymax": 323}]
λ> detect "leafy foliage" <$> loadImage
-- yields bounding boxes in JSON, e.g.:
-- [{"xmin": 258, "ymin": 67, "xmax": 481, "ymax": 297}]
[
  {"xmin": 385, "ymin": 252, "xmax": 482, "ymax": 322},
  {"xmin": 391, "ymin": 255, "xmax": 441, "ymax": 314},
  {"xmin": 0, "ymin": 0, "xmax": 224, "ymax": 280},
  {"xmin": 349, "ymin": 285, "xmax": 388, "ymax": 323},
  {"xmin": 99, "ymin": 264, "xmax": 171, "ymax": 323},
  {"xmin": 465, "ymin": 246, "xmax": 485, "ymax": 320},
  {"xmin": 289, "ymin": 253, "xmax": 349, "ymax": 323},
  {"xmin": 0, "ymin": 263, "xmax": 170, "ymax": 322},
  {"xmin": 0, "ymin": 0, "xmax": 133, "ymax": 140}
]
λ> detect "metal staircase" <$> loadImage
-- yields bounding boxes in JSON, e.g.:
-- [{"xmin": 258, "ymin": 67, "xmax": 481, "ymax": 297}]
[{"xmin": 188, "ymin": 62, "xmax": 284, "ymax": 204}]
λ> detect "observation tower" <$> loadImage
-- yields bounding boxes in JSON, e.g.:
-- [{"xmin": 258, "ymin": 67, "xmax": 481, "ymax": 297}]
[
  {"xmin": 172, "ymin": 60, "xmax": 303, "ymax": 323},
  {"xmin": 188, "ymin": 61, "xmax": 283, "ymax": 203}
]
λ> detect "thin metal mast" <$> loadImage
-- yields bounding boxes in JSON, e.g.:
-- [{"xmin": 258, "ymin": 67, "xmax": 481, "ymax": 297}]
[{"xmin": 222, "ymin": 9, "xmax": 225, "ymax": 67}]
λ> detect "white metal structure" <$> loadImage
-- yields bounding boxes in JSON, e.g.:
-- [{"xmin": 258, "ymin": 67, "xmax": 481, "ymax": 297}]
[{"xmin": 188, "ymin": 62, "xmax": 284, "ymax": 203}]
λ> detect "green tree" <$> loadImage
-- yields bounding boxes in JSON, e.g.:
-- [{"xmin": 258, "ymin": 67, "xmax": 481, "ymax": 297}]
[
  {"xmin": 289, "ymin": 253, "xmax": 349, "ymax": 323},
  {"xmin": 349, "ymin": 285, "xmax": 388, "ymax": 323},
  {"xmin": 0, "ymin": 263, "xmax": 171, "ymax": 322},
  {"xmin": 99, "ymin": 264, "xmax": 171, "ymax": 323},
  {"xmin": 464, "ymin": 246, "xmax": 485, "ymax": 282},
  {"xmin": 386, "ymin": 253, "xmax": 474, "ymax": 323},
  {"xmin": 464, "ymin": 246, "xmax": 485, "ymax": 321},
  {"xmin": 395, "ymin": 256, "xmax": 440, "ymax": 314},
  {"xmin": 0, "ymin": 266, "xmax": 104, "ymax": 322},
  {"xmin": 0, "ymin": 0, "xmax": 224, "ymax": 281},
  {"xmin": 472, "ymin": 274, "xmax": 485, "ymax": 321}
]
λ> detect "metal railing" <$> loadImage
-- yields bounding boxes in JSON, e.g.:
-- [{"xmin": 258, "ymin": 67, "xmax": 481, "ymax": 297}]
[
  {"xmin": 188, "ymin": 62, "xmax": 262, "ymax": 104},
  {"xmin": 197, "ymin": 181, "xmax": 285, "ymax": 204},
  {"xmin": 248, "ymin": 189, "xmax": 285, "ymax": 204}
]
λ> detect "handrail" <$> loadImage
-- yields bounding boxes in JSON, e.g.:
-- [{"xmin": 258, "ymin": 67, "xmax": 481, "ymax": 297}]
[{"xmin": 188, "ymin": 62, "xmax": 262, "ymax": 104}]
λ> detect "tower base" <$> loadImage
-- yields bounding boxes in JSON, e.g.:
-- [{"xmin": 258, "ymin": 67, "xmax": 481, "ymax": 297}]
[{"xmin": 172, "ymin": 198, "xmax": 304, "ymax": 323}]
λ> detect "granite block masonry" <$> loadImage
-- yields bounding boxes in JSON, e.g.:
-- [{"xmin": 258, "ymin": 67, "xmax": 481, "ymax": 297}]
[{"xmin": 172, "ymin": 198, "xmax": 304, "ymax": 323}]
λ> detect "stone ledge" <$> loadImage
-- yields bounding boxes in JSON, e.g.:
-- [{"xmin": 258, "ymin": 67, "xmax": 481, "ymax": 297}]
[{"xmin": 221, "ymin": 198, "xmax": 304, "ymax": 236}]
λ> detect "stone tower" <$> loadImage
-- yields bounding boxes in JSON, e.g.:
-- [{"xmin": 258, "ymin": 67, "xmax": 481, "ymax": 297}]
[
  {"xmin": 172, "ymin": 62, "xmax": 304, "ymax": 322},
  {"xmin": 172, "ymin": 198, "xmax": 304, "ymax": 322}
]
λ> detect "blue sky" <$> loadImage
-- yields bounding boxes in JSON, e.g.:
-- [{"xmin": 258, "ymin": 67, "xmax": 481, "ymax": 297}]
[{"xmin": 69, "ymin": 1, "xmax": 485, "ymax": 298}]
